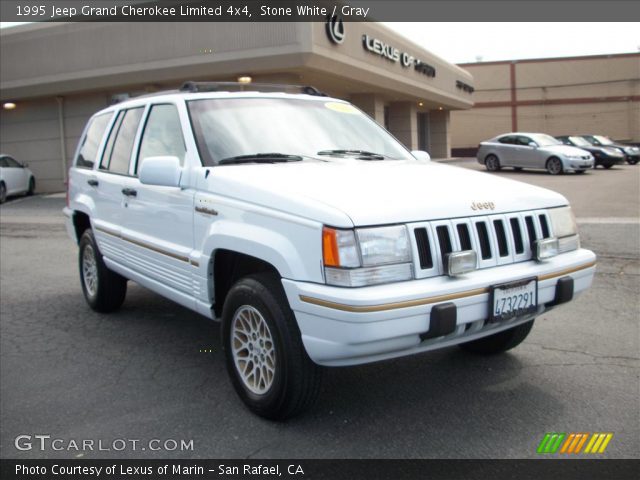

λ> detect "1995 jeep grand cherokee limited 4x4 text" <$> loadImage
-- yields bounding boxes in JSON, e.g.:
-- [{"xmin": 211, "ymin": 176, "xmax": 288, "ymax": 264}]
[{"xmin": 64, "ymin": 82, "xmax": 596, "ymax": 419}]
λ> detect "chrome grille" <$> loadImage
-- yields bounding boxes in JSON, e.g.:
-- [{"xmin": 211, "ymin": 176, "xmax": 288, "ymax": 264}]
[{"xmin": 410, "ymin": 210, "xmax": 552, "ymax": 278}]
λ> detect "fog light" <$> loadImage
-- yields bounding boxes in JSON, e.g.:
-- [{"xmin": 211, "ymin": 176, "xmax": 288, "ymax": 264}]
[
  {"xmin": 444, "ymin": 250, "xmax": 477, "ymax": 276},
  {"xmin": 535, "ymin": 238, "xmax": 559, "ymax": 261}
]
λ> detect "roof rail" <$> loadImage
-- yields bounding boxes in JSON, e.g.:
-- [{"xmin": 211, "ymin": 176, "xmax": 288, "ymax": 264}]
[{"xmin": 179, "ymin": 81, "xmax": 327, "ymax": 96}]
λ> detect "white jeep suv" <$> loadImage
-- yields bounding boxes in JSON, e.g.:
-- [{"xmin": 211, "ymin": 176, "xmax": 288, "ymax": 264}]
[{"xmin": 64, "ymin": 82, "xmax": 596, "ymax": 419}]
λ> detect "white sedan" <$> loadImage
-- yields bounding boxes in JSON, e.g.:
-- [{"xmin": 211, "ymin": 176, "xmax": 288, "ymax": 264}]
[{"xmin": 0, "ymin": 154, "xmax": 36, "ymax": 203}]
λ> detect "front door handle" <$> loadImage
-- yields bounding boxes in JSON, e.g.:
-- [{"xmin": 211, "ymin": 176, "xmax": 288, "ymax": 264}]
[
  {"xmin": 121, "ymin": 188, "xmax": 137, "ymax": 197},
  {"xmin": 87, "ymin": 179, "xmax": 99, "ymax": 187}
]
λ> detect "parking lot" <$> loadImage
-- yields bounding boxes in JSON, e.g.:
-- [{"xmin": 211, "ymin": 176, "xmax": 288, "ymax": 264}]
[{"xmin": 1, "ymin": 161, "xmax": 638, "ymax": 459}]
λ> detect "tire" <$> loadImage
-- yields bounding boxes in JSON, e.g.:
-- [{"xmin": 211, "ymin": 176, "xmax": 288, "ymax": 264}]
[
  {"xmin": 627, "ymin": 158, "xmax": 638, "ymax": 165},
  {"xmin": 485, "ymin": 154, "xmax": 501, "ymax": 172},
  {"xmin": 79, "ymin": 229, "xmax": 127, "ymax": 313},
  {"xmin": 459, "ymin": 320, "xmax": 534, "ymax": 355},
  {"xmin": 221, "ymin": 273, "xmax": 322, "ymax": 420},
  {"xmin": 0, "ymin": 182, "xmax": 6, "ymax": 204},
  {"xmin": 27, "ymin": 177, "xmax": 35, "ymax": 196},
  {"xmin": 546, "ymin": 157, "xmax": 563, "ymax": 175}
]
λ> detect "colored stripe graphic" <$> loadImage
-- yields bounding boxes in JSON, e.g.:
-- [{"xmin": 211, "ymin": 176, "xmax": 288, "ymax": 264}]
[{"xmin": 539, "ymin": 433, "xmax": 613, "ymax": 454}]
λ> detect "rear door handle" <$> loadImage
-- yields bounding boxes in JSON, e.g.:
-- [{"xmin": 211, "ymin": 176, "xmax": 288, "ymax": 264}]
[
  {"xmin": 87, "ymin": 179, "xmax": 99, "ymax": 187},
  {"xmin": 121, "ymin": 188, "xmax": 137, "ymax": 197}
]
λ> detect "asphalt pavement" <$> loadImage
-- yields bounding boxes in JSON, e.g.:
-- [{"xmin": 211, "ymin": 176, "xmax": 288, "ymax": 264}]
[{"xmin": 1, "ymin": 161, "xmax": 638, "ymax": 459}]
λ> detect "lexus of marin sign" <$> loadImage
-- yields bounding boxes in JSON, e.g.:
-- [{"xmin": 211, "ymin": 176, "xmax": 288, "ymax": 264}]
[{"xmin": 362, "ymin": 34, "xmax": 436, "ymax": 78}]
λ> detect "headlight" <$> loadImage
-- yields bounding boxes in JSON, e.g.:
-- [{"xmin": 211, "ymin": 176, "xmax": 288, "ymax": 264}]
[
  {"xmin": 322, "ymin": 225, "xmax": 412, "ymax": 287},
  {"xmin": 547, "ymin": 206, "xmax": 580, "ymax": 254}
]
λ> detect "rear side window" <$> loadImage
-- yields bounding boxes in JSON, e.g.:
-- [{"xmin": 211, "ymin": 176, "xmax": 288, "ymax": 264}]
[
  {"xmin": 517, "ymin": 136, "xmax": 533, "ymax": 146},
  {"xmin": 498, "ymin": 136, "xmax": 515, "ymax": 144},
  {"xmin": 100, "ymin": 107, "xmax": 144, "ymax": 175},
  {"xmin": 137, "ymin": 104, "xmax": 186, "ymax": 173},
  {"xmin": 76, "ymin": 112, "xmax": 113, "ymax": 169}
]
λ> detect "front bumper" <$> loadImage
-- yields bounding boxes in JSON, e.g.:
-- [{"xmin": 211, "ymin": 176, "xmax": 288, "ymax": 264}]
[
  {"xmin": 562, "ymin": 158, "xmax": 593, "ymax": 171},
  {"xmin": 282, "ymin": 248, "xmax": 596, "ymax": 366}
]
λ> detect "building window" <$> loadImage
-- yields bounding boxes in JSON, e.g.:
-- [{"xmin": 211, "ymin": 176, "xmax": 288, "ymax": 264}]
[{"xmin": 418, "ymin": 112, "xmax": 430, "ymax": 152}]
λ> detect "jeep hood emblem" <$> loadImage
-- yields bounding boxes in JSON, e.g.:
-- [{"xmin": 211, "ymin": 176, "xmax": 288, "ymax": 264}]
[{"xmin": 471, "ymin": 201, "xmax": 495, "ymax": 211}]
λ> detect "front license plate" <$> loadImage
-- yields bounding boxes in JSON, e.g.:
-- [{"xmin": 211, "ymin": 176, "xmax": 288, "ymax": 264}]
[{"xmin": 489, "ymin": 278, "xmax": 538, "ymax": 323}]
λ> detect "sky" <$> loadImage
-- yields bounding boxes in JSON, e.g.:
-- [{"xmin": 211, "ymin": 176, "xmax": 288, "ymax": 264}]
[
  {"xmin": 383, "ymin": 22, "xmax": 640, "ymax": 63},
  {"xmin": 1, "ymin": 21, "xmax": 639, "ymax": 64}
]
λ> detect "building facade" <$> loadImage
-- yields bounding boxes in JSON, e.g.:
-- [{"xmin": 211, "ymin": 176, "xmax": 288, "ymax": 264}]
[
  {"xmin": 451, "ymin": 53, "xmax": 640, "ymax": 156},
  {"xmin": 0, "ymin": 22, "xmax": 474, "ymax": 193}
]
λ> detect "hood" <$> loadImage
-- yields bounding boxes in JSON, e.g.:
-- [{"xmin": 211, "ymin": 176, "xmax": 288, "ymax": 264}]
[
  {"xmin": 544, "ymin": 145, "xmax": 592, "ymax": 156},
  {"xmin": 206, "ymin": 160, "xmax": 568, "ymax": 227}
]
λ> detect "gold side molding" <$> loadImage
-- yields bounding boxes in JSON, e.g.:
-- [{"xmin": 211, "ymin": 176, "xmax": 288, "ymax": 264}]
[
  {"xmin": 300, "ymin": 260, "xmax": 597, "ymax": 313},
  {"xmin": 94, "ymin": 225, "xmax": 199, "ymax": 266}
]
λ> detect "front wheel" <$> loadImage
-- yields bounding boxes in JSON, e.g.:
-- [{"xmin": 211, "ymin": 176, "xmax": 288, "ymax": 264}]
[
  {"xmin": 27, "ymin": 177, "xmax": 35, "ymax": 196},
  {"xmin": 627, "ymin": 158, "xmax": 638, "ymax": 165},
  {"xmin": 485, "ymin": 154, "xmax": 501, "ymax": 172},
  {"xmin": 0, "ymin": 182, "xmax": 6, "ymax": 204},
  {"xmin": 222, "ymin": 273, "xmax": 322, "ymax": 420},
  {"xmin": 546, "ymin": 157, "xmax": 563, "ymax": 175},
  {"xmin": 79, "ymin": 229, "xmax": 127, "ymax": 313},
  {"xmin": 458, "ymin": 320, "xmax": 534, "ymax": 355}
]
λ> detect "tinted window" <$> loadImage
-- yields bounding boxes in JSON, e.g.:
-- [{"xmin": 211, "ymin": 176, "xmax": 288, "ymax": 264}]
[
  {"xmin": 516, "ymin": 136, "xmax": 533, "ymax": 146},
  {"xmin": 76, "ymin": 113, "xmax": 113, "ymax": 169},
  {"xmin": 0, "ymin": 157, "xmax": 8, "ymax": 168},
  {"xmin": 137, "ymin": 104, "xmax": 186, "ymax": 173},
  {"xmin": 5, "ymin": 157, "xmax": 21, "ymax": 168},
  {"xmin": 498, "ymin": 136, "xmax": 515, "ymax": 144},
  {"xmin": 100, "ymin": 108, "xmax": 143, "ymax": 175}
]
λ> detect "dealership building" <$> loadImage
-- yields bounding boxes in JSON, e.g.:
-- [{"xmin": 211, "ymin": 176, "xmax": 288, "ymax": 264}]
[
  {"xmin": 0, "ymin": 22, "xmax": 475, "ymax": 193},
  {"xmin": 451, "ymin": 53, "xmax": 640, "ymax": 155}
]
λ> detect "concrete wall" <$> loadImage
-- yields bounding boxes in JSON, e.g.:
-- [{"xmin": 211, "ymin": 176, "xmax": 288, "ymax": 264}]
[
  {"xmin": 0, "ymin": 93, "xmax": 109, "ymax": 192},
  {"xmin": 452, "ymin": 53, "xmax": 640, "ymax": 150}
]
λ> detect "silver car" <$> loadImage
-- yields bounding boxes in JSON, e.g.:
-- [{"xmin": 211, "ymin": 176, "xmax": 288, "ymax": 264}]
[{"xmin": 477, "ymin": 133, "xmax": 594, "ymax": 175}]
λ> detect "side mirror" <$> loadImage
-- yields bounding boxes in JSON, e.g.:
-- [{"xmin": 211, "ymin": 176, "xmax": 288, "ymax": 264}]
[
  {"xmin": 411, "ymin": 150, "xmax": 431, "ymax": 162},
  {"xmin": 22, "ymin": 162, "xmax": 28, "ymax": 168},
  {"xmin": 528, "ymin": 142, "xmax": 537, "ymax": 148},
  {"xmin": 139, "ymin": 156, "xmax": 182, "ymax": 187}
]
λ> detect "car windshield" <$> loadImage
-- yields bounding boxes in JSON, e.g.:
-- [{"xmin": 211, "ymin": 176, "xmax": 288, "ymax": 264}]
[
  {"xmin": 569, "ymin": 136, "xmax": 591, "ymax": 147},
  {"xmin": 593, "ymin": 135, "xmax": 614, "ymax": 145},
  {"xmin": 187, "ymin": 97, "xmax": 414, "ymax": 166},
  {"xmin": 530, "ymin": 134, "xmax": 562, "ymax": 147}
]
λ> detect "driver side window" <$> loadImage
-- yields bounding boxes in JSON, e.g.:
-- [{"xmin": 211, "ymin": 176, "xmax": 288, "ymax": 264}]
[{"xmin": 136, "ymin": 104, "xmax": 186, "ymax": 174}]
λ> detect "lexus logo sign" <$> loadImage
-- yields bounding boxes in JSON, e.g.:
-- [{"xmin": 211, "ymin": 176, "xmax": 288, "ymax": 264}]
[{"xmin": 326, "ymin": 15, "xmax": 344, "ymax": 44}]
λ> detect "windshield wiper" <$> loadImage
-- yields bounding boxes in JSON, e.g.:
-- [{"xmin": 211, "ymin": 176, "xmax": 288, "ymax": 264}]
[
  {"xmin": 218, "ymin": 153, "xmax": 303, "ymax": 165},
  {"xmin": 316, "ymin": 149, "xmax": 386, "ymax": 160}
]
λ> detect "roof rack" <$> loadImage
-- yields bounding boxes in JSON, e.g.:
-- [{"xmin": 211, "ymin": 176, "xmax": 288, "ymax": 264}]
[{"xmin": 179, "ymin": 81, "xmax": 327, "ymax": 96}]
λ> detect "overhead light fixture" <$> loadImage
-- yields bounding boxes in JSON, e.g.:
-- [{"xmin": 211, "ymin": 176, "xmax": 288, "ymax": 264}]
[
  {"xmin": 237, "ymin": 76, "xmax": 252, "ymax": 84},
  {"xmin": 418, "ymin": 102, "xmax": 424, "ymax": 107},
  {"xmin": 3, "ymin": 102, "xmax": 16, "ymax": 110},
  {"xmin": 438, "ymin": 107, "xmax": 443, "ymax": 110}
]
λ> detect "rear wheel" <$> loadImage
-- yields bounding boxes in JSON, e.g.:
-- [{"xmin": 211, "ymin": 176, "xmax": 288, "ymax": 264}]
[
  {"xmin": 79, "ymin": 229, "xmax": 127, "ymax": 313},
  {"xmin": 222, "ymin": 273, "xmax": 322, "ymax": 420},
  {"xmin": 27, "ymin": 177, "xmax": 35, "ymax": 195},
  {"xmin": 485, "ymin": 154, "xmax": 501, "ymax": 172},
  {"xmin": 546, "ymin": 157, "xmax": 563, "ymax": 175},
  {"xmin": 627, "ymin": 158, "xmax": 638, "ymax": 165},
  {"xmin": 459, "ymin": 320, "xmax": 534, "ymax": 355}
]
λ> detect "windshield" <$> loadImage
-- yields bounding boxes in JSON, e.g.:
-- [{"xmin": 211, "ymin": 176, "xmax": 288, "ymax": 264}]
[
  {"xmin": 187, "ymin": 98, "xmax": 414, "ymax": 165},
  {"xmin": 569, "ymin": 136, "xmax": 591, "ymax": 147},
  {"xmin": 530, "ymin": 134, "xmax": 562, "ymax": 147},
  {"xmin": 593, "ymin": 135, "xmax": 614, "ymax": 145}
]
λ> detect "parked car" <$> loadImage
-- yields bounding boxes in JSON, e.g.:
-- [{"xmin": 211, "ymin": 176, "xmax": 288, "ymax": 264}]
[
  {"xmin": 64, "ymin": 83, "xmax": 596, "ymax": 419},
  {"xmin": 0, "ymin": 154, "xmax": 36, "ymax": 203},
  {"xmin": 556, "ymin": 135, "xmax": 625, "ymax": 169},
  {"xmin": 477, "ymin": 133, "xmax": 594, "ymax": 175},
  {"xmin": 578, "ymin": 135, "xmax": 639, "ymax": 165}
]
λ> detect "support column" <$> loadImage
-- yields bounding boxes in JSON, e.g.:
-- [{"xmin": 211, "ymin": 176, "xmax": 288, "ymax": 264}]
[
  {"xmin": 429, "ymin": 110, "xmax": 451, "ymax": 159},
  {"xmin": 387, "ymin": 101, "xmax": 418, "ymax": 150},
  {"xmin": 350, "ymin": 93, "xmax": 385, "ymax": 125}
]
